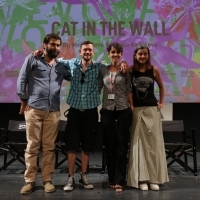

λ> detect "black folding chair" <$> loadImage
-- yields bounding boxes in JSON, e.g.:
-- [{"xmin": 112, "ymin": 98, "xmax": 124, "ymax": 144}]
[
  {"xmin": 162, "ymin": 120, "xmax": 197, "ymax": 176},
  {"xmin": 55, "ymin": 120, "xmax": 82, "ymax": 169},
  {"xmin": 0, "ymin": 128, "xmax": 6, "ymax": 157},
  {"xmin": 0, "ymin": 120, "xmax": 27, "ymax": 171}
]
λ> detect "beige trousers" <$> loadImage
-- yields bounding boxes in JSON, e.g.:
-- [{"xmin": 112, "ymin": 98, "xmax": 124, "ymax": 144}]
[
  {"xmin": 24, "ymin": 106, "xmax": 60, "ymax": 182},
  {"xmin": 127, "ymin": 106, "xmax": 169, "ymax": 188}
]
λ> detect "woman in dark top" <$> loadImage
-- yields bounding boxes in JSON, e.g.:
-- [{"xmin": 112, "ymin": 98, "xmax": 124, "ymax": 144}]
[
  {"xmin": 99, "ymin": 42, "xmax": 133, "ymax": 192},
  {"xmin": 127, "ymin": 44, "xmax": 169, "ymax": 191}
]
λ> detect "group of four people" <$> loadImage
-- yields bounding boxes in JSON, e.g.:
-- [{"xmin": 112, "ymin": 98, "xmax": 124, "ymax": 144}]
[{"xmin": 17, "ymin": 33, "xmax": 168, "ymax": 195}]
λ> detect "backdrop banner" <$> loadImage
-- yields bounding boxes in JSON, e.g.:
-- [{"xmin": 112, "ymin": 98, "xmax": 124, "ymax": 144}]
[{"xmin": 0, "ymin": 0, "xmax": 200, "ymax": 103}]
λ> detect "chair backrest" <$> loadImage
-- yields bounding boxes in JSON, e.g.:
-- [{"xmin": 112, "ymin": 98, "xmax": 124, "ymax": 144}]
[
  {"xmin": 162, "ymin": 120, "xmax": 185, "ymax": 145},
  {"xmin": 8, "ymin": 120, "xmax": 26, "ymax": 132},
  {"xmin": 58, "ymin": 120, "xmax": 67, "ymax": 131},
  {"xmin": 7, "ymin": 120, "xmax": 27, "ymax": 143},
  {"xmin": 57, "ymin": 120, "xmax": 67, "ymax": 143},
  {"xmin": 162, "ymin": 120, "xmax": 184, "ymax": 132}
]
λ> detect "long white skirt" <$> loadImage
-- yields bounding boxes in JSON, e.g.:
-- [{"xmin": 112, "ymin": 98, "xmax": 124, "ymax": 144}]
[{"xmin": 127, "ymin": 106, "xmax": 169, "ymax": 188}]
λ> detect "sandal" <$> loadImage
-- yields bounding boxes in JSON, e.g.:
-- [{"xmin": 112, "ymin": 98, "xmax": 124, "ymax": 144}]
[
  {"xmin": 115, "ymin": 185, "xmax": 123, "ymax": 193},
  {"xmin": 109, "ymin": 183, "xmax": 116, "ymax": 189}
]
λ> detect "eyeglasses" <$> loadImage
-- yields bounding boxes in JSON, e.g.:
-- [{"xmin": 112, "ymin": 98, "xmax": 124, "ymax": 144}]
[{"xmin": 80, "ymin": 72, "xmax": 85, "ymax": 84}]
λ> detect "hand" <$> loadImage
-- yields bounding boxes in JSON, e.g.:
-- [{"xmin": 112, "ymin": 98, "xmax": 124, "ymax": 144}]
[
  {"xmin": 157, "ymin": 102, "xmax": 163, "ymax": 109},
  {"xmin": 19, "ymin": 101, "xmax": 27, "ymax": 115},
  {"xmin": 119, "ymin": 61, "xmax": 129, "ymax": 73},
  {"xmin": 130, "ymin": 105, "xmax": 134, "ymax": 112},
  {"xmin": 101, "ymin": 60, "xmax": 107, "ymax": 64},
  {"xmin": 32, "ymin": 49, "xmax": 43, "ymax": 57}
]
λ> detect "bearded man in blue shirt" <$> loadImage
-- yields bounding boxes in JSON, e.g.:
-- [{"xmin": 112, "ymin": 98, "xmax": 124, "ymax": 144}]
[{"xmin": 17, "ymin": 33, "xmax": 71, "ymax": 195}]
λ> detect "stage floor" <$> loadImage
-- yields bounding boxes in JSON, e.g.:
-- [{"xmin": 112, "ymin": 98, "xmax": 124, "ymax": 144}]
[{"xmin": 0, "ymin": 151, "xmax": 200, "ymax": 200}]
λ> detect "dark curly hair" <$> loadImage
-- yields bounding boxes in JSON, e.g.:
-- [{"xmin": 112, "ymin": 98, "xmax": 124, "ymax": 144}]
[
  {"xmin": 43, "ymin": 33, "xmax": 62, "ymax": 45},
  {"xmin": 106, "ymin": 42, "xmax": 123, "ymax": 54}
]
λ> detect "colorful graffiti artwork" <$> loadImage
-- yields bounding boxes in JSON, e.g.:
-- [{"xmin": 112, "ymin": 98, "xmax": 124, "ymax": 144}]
[{"xmin": 0, "ymin": 0, "xmax": 200, "ymax": 102}]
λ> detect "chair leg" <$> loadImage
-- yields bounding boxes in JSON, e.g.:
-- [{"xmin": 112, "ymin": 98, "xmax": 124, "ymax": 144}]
[
  {"xmin": 101, "ymin": 146, "xmax": 106, "ymax": 174},
  {"xmin": 192, "ymin": 147, "xmax": 198, "ymax": 176},
  {"xmin": 4, "ymin": 150, "xmax": 8, "ymax": 168},
  {"xmin": 184, "ymin": 148, "xmax": 188, "ymax": 166},
  {"xmin": 192, "ymin": 129, "xmax": 198, "ymax": 176},
  {"xmin": 55, "ymin": 149, "xmax": 59, "ymax": 169}
]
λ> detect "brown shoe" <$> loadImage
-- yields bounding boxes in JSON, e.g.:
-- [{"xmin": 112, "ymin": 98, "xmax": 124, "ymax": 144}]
[
  {"xmin": 20, "ymin": 182, "xmax": 35, "ymax": 195},
  {"xmin": 43, "ymin": 181, "xmax": 55, "ymax": 193}
]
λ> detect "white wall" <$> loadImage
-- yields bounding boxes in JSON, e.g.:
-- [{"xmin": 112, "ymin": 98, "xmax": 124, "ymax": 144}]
[
  {"xmin": 160, "ymin": 103, "xmax": 173, "ymax": 120},
  {"xmin": 60, "ymin": 103, "xmax": 69, "ymax": 120}
]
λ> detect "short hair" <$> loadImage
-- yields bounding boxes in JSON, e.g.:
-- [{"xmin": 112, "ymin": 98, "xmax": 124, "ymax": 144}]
[
  {"xmin": 106, "ymin": 42, "xmax": 123, "ymax": 54},
  {"xmin": 43, "ymin": 33, "xmax": 62, "ymax": 45},
  {"xmin": 80, "ymin": 40, "xmax": 94, "ymax": 49}
]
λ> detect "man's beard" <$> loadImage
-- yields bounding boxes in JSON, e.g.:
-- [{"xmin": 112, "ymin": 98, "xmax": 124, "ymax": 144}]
[
  {"xmin": 82, "ymin": 55, "xmax": 92, "ymax": 62},
  {"xmin": 46, "ymin": 48, "xmax": 60, "ymax": 58}
]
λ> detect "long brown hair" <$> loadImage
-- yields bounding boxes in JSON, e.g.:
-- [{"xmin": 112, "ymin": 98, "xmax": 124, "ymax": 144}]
[{"xmin": 131, "ymin": 44, "xmax": 152, "ymax": 72}]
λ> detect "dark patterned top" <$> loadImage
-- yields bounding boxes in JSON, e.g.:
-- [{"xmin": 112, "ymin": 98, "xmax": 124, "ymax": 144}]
[{"xmin": 131, "ymin": 66, "xmax": 157, "ymax": 107}]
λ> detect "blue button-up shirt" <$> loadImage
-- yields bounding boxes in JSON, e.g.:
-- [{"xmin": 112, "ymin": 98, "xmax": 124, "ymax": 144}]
[
  {"xmin": 17, "ymin": 54, "xmax": 71, "ymax": 111},
  {"xmin": 59, "ymin": 58, "xmax": 105, "ymax": 109}
]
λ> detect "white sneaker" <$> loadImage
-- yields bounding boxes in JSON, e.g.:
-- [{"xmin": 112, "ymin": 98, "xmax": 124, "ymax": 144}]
[
  {"xmin": 149, "ymin": 184, "xmax": 159, "ymax": 191},
  {"xmin": 139, "ymin": 183, "xmax": 148, "ymax": 191},
  {"xmin": 63, "ymin": 175, "xmax": 75, "ymax": 191}
]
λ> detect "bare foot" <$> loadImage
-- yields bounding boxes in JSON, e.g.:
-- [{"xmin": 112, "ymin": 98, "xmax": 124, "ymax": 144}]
[{"xmin": 115, "ymin": 185, "xmax": 123, "ymax": 193}]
